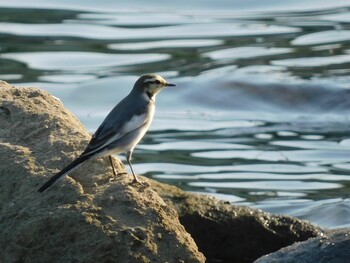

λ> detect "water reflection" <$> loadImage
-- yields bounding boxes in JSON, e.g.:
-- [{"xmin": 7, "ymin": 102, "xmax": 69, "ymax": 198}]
[
  {"xmin": 109, "ymin": 39, "xmax": 224, "ymax": 50},
  {"xmin": 272, "ymin": 54, "xmax": 350, "ymax": 68},
  {"xmin": 1, "ymin": 2, "xmax": 350, "ymax": 229},
  {"xmin": 291, "ymin": 30, "xmax": 350, "ymax": 45},
  {"xmin": 1, "ymin": 51, "xmax": 170, "ymax": 70},
  {"xmin": 204, "ymin": 47, "xmax": 293, "ymax": 61},
  {"xmin": 0, "ymin": 22, "xmax": 300, "ymax": 39}
]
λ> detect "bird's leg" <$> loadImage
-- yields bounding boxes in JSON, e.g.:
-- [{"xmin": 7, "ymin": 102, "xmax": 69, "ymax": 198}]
[
  {"xmin": 109, "ymin": 155, "xmax": 127, "ymax": 178},
  {"xmin": 126, "ymin": 151, "xmax": 142, "ymax": 184},
  {"xmin": 109, "ymin": 155, "xmax": 118, "ymax": 177}
]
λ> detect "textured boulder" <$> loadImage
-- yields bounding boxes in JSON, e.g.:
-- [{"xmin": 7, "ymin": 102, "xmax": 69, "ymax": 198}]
[
  {"xmin": 254, "ymin": 229, "xmax": 350, "ymax": 263},
  {"xmin": 0, "ymin": 81, "xmax": 205, "ymax": 263}
]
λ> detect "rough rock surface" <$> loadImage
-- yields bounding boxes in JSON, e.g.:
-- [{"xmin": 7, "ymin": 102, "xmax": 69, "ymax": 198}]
[
  {"xmin": 254, "ymin": 229, "xmax": 350, "ymax": 263},
  {"xmin": 150, "ymin": 180, "xmax": 323, "ymax": 263},
  {"xmin": 0, "ymin": 81, "xmax": 205, "ymax": 263}
]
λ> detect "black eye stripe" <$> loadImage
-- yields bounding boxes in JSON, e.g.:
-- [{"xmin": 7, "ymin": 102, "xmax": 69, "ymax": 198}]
[{"xmin": 144, "ymin": 78, "xmax": 162, "ymax": 84}]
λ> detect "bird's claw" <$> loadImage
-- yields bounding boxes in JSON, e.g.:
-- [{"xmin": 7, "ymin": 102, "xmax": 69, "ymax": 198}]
[{"xmin": 130, "ymin": 178, "xmax": 150, "ymax": 188}]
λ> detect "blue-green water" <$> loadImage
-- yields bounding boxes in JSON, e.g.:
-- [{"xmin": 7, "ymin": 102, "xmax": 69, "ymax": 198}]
[{"xmin": 1, "ymin": 0, "xmax": 350, "ymax": 229}]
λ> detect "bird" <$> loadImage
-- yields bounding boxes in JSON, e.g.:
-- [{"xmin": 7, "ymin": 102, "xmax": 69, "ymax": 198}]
[{"xmin": 38, "ymin": 74, "xmax": 176, "ymax": 192}]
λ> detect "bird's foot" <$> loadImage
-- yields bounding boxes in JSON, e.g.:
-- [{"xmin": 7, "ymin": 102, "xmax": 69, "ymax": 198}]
[
  {"xmin": 130, "ymin": 177, "xmax": 150, "ymax": 188},
  {"xmin": 109, "ymin": 171, "xmax": 128, "ymax": 182}
]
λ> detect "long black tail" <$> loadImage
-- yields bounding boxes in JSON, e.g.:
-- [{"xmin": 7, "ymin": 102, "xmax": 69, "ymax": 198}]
[{"xmin": 38, "ymin": 156, "xmax": 88, "ymax": 193}]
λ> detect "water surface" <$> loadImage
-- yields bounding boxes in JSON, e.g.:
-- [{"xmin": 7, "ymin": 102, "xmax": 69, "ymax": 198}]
[{"xmin": 1, "ymin": 0, "xmax": 350, "ymax": 229}]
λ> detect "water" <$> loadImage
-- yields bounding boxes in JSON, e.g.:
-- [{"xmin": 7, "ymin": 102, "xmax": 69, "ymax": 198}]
[{"xmin": 1, "ymin": 0, "xmax": 350, "ymax": 229}]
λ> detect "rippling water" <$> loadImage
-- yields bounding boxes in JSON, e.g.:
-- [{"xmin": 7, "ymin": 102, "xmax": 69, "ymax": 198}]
[{"xmin": 1, "ymin": 0, "xmax": 350, "ymax": 229}]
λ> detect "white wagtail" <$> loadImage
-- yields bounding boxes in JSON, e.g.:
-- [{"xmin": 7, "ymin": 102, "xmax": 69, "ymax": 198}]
[{"xmin": 38, "ymin": 74, "xmax": 175, "ymax": 192}]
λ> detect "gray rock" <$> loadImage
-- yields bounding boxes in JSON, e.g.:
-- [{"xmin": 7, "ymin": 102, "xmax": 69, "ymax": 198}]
[
  {"xmin": 254, "ymin": 229, "xmax": 350, "ymax": 263},
  {"xmin": 0, "ymin": 81, "xmax": 205, "ymax": 263}
]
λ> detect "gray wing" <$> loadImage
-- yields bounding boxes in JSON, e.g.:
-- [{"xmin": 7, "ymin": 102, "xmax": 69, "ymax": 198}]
[{"xmin": 82, "ymin": 94, "xmax": 147, "ymax": 156}]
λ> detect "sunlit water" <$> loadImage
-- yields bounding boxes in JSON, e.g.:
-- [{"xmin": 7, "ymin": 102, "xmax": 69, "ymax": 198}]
[{"xmin": 1, "ymin": 0, "xmax": 350, "ymax": 229}]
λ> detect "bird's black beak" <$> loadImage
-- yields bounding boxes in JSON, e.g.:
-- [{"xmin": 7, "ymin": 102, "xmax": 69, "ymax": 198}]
[{"xmin": 165, "ymin": 82, "xmax": 176, "ymax": 87}]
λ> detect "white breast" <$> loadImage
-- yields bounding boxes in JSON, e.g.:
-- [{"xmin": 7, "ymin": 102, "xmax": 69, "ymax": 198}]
[
  {"xmin": 122, "ymin": 112, "xmax": 149, "ymax": 134},
  {"xmin": 124, "ymin": 103, "xmax": 155, "ymax": 151}
]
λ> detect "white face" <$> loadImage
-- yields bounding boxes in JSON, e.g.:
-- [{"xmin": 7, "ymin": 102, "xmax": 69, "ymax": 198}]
[{"xmin": 143, "ymin": 75, "xmax": 170, "ymax": 96}]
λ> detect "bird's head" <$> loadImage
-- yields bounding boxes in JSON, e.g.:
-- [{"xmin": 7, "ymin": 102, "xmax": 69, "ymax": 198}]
[{"xmin": 133, "ymin": 74, "xmax": 176, "ymax": 99}]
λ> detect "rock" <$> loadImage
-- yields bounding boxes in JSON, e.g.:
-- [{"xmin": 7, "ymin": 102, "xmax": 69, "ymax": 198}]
[
  {"xmin": 150, "ymin": 180, "xmax": 323, "ymax": 263},
  {"xmin": 254, "ymin": 229, "xmax": 350, "ymax": 263},
  {"xmin": 0, "ymin": 81, "xmax": 205, "ymax": 263}
]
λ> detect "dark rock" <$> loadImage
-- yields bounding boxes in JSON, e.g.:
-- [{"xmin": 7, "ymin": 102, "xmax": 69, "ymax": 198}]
[
  {"xmin": 254, "ymin": 229, "xmax": 350, "ymax": 263},
  {"xmin": 150, "ymin": 180, "xmax": 324, "ymax": 263}
]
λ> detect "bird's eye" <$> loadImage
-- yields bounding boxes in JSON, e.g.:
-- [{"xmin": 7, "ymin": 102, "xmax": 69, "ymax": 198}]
[{"xmin": 154, "ymin": 80, "xmax": 161, "ymax": 84}]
